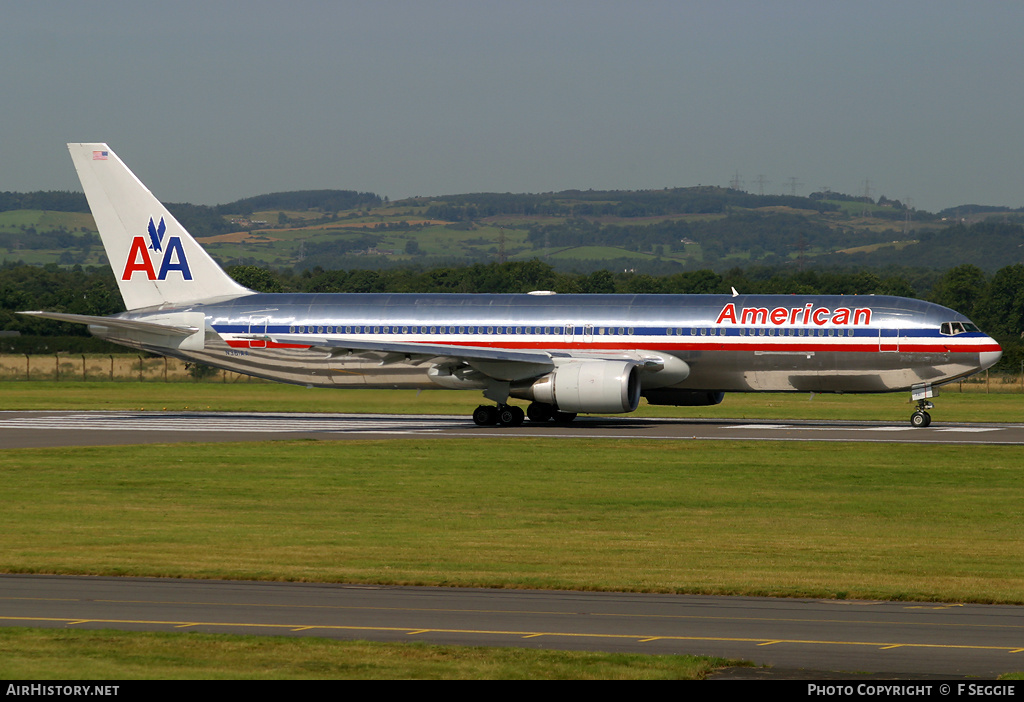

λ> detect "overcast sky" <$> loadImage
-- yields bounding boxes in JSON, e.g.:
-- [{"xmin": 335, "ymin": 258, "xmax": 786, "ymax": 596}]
[{"xmin": 3, "ymin": 1, "xmax": 1022, "ymax": 213}]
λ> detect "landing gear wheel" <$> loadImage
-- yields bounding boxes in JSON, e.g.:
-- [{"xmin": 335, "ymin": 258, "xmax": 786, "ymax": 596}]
[
  {"xmin": 910, "ymin": 397, "xmax": 934, "ymax": 428},
  {"xmin": 498, "ymin": 405, "xmax": 525, "ymax": 427},
  {"xmin": 472, "ymin": 405, "xmax": 499, "ymax": 426},
  {"xmin": 551, "ymin": 410, "xmax": 577, "ymax": 424},
  {"xmin": 526, "ymin": 402, "xmax": 554, "ymax": 423}
]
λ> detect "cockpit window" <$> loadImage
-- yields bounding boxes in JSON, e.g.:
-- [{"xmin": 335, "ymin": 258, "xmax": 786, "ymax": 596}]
[{"xmin": 940, "ymin": 321, "xmax": 979, "ymax": 336}]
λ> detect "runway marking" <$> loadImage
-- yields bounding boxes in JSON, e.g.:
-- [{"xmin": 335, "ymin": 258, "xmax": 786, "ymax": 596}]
[
  {"xmin": 2, "ymin": 614, "xmax": 1022, "ymax": 656},
  {"xmin": 727, "ymin": 424, "xmax": 1002, "ymax": 434},
  {"xmin": 724, "ymin": 425, "xmax": 917, "ymax": 431},
  {"xmin": 729, "ymin": 424, "xmax": 791, "ymax": 430}
]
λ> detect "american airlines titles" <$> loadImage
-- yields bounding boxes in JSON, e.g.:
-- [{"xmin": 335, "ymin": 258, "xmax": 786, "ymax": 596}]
[{"xmin": 715, "ymin": 303, "xmax": 872, "ymax": 327}]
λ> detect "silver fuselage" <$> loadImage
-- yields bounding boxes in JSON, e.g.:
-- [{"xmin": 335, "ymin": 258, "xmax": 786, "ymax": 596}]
[{"xmin": 89, "ymin": 292, "xmax": 1002, "ymax": 395}]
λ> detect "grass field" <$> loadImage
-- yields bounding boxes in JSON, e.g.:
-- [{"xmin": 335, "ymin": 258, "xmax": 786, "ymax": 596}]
[
  {"xmin": 0, "ymin": 209, "xmax": 96, "ymax": 234},
  {"xmin": 3, "ymin": 438, "xmax": 1022, "ymax": 603},
  {"xmin": 0, "ymin": 629, "xmax": 739, "ymax": 680}
]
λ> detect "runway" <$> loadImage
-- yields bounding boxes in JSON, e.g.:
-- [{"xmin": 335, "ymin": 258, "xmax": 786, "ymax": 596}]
[
  {"xmin": 1, "ymin": 574, "xmax": 1022, "ymax": 678},
  {"xmin": 3, "ymin": 410, "xmax": 1024, "ymax": 447}
]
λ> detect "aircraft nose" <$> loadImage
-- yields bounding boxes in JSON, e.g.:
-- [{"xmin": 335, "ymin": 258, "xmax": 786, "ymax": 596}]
[{"xmin": 979, "ymin": 341, "xmax": 1002, "ymax": 371}]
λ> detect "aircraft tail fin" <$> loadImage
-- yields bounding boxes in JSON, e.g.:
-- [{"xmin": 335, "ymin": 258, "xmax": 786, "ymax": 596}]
[{"xmin": 67, "ymin": 143, "xmax": 252, "ymax": 310}]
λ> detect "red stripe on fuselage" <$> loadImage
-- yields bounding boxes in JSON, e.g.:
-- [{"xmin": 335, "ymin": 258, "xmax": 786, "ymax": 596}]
[
  {"xmin": 222, "ymin": 337, "xmax": 1000, "ymax": 355},
  {"xmin": 225, "ymin": 339, "xmax": 312, "ymax": 350}
]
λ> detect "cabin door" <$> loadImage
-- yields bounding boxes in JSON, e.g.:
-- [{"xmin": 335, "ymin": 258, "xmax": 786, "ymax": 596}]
[
  {"xmin": 248, "ymin": 316, "xmax": 269, "ymax": 349},
  {"xmin": 879, "ymin": 328, "xmax": 900, "ymax": 352}
]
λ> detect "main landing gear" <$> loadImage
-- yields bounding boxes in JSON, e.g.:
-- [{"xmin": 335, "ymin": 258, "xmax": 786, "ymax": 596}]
[
  {"xmin": 471, "ymin": 402, "xmax": 576, "ymax": 427},
  {"xmin": 472, "ymin": 404, "xmax": 524, "ymax": 427}
]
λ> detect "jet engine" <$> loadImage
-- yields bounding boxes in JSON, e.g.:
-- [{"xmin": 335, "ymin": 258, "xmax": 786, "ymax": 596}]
[
  {"xmin": 642, "ymin": 389, "xmax": 725, "ymax": 406},
  {"xmin": 511, "ymin": 360, "xmax": 641, "ymax": 413}
]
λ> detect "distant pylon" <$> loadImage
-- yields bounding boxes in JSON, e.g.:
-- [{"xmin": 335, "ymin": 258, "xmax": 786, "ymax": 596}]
[{"xmin": 860, "ymin": 179, "xmax": 873, "ymax": 217}]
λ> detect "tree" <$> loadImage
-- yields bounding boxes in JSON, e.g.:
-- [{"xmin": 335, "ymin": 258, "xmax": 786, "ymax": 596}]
[
  {"xmin": 929, "ymin": 264, "xmax": 989, "ymax": 318},
  {"xmin": 227, "ymin": 265, "xmax": 284, "ymax": 293},
  {"xmin": 581, "ymin": 270, "xmax": 616, "ymax": 294}
]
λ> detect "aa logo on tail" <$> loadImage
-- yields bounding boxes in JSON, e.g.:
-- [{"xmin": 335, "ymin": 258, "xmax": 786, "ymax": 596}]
[{"xmin": 121, "ymin": 217, "xmax": 193, "ymax": 281}]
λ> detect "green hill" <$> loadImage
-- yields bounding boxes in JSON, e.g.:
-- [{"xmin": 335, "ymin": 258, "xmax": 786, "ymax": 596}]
[{"xmin": 3, "ymin": 186, "xmax": 1024, "ymax": 275}]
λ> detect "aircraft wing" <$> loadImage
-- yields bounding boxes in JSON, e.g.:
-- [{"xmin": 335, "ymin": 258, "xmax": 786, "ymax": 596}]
[
  {"xmin": 259, "ymin": 333, "xmax": 688, "ymax": 385},
  {"xmin": 261, "ymin": 333, "xmax": 558, "ymax": 380}
]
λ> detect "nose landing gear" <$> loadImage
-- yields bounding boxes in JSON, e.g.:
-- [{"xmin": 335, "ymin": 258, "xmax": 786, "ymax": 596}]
[
  {"xmin": 909, "ymin": 385, "xmax": 937, "ymax": 428},
  {"xmin": 911, "ymin": 400, "xmax": 933, "ymax": 428}
]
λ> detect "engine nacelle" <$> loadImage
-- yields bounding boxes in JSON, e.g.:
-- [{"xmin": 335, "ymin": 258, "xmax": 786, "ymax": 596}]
[
  {"xmin": 642, "ymin": 389, "xmax": 725, "ymax": 406},
  {"xmin": 512, "ymin": 360, "xmax": 641, "ymax": 413}
]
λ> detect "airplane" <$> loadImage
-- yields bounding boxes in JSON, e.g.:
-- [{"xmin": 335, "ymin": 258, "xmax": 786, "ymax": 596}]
[{"xmin": 21, "ymin": 143, "xmax": 1003, "ymax": 428}]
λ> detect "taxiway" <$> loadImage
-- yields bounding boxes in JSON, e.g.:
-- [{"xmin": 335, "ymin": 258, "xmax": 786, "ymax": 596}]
[{"xmin": 1, "ymin": 574, "xmax": 1021, "ymax": 678}]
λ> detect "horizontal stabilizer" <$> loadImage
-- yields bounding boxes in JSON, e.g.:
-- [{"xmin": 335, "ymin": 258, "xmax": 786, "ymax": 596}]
[{"xmin": 20, "ymin": 310, "xmax": 207, "ymax": 351}]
